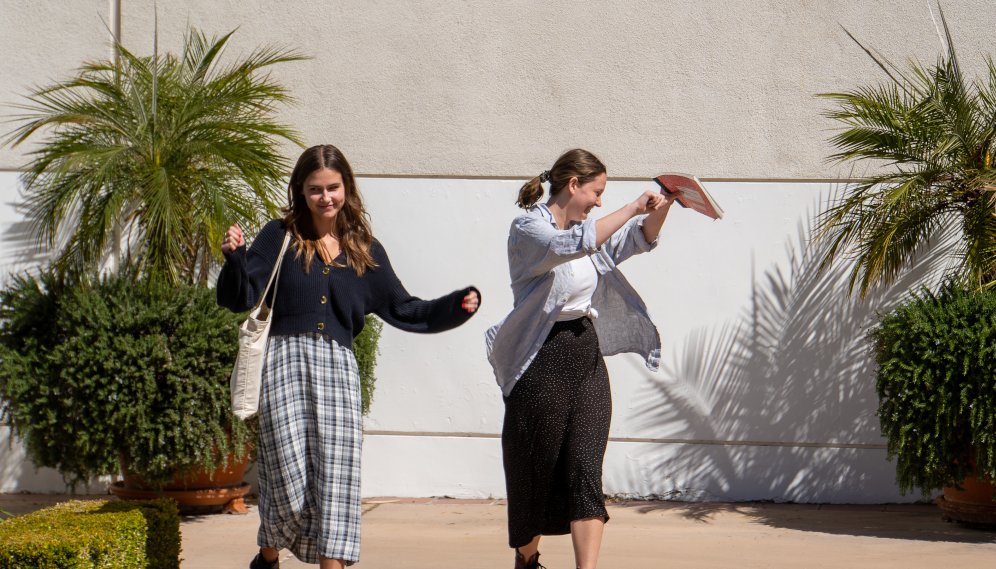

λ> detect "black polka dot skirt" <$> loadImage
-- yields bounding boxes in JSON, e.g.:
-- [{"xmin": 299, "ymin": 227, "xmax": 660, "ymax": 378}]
[{"xmin": 501, "ymin": 316, "xmax": 611, "ymax": 549}]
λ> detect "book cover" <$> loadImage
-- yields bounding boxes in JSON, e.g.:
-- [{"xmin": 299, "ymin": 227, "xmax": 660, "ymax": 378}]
[{"xmin": 653, "ymin": 173, "xmax": 724, "ymax": 220}]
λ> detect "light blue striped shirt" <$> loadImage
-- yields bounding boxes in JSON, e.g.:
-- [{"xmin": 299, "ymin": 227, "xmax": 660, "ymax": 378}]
[{"xmin": 485, "ymin": 203, "xmax": 662, "ymax": 396}]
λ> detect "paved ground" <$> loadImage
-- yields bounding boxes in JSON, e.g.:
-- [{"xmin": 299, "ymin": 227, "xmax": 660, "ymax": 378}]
[{"xmin": 3, "ymin": 494, "xmax": 996, "ymax": 568}]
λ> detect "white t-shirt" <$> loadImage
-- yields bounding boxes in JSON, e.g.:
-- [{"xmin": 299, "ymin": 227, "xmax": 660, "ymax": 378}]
[{"xmin": 557, "ymin": 255, "xmax": 599, "ymax": 321}]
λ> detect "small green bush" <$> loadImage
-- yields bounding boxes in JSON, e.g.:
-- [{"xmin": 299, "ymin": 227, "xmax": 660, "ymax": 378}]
[
  {"xmin": 0, "ymin": 499, "xmax": 180, "ymax": 569},
  {"xmin": 354, "ymin": 314, "xmax": 383, "ymax": 415},
  {"xmin": 869, "ymin": 283, "xmax": 996, "ymax": 498}
]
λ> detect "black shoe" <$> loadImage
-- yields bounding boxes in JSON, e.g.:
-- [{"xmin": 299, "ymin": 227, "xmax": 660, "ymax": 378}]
[
  {"xmin": 249, "ymin": 553, "xmax": 279, "ymax": 569},
  {"xmin": 514, "ymin": 550, "xmax": 545, "ymax": 569}
]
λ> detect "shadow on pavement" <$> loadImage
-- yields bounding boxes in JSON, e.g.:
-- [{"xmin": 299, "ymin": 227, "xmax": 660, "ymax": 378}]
[
  {"xmin": 743, "ymin": 507, "xmax": 996, "ymax": 544},
  {"xmin": 622, "ymin": 501, "xmax": 996, "ymax": 544}
]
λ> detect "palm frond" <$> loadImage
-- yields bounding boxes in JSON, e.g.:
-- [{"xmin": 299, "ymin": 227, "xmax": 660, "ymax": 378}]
[
  {"xmin": 817, "ymin": 16, "xmax": 996, "ymax": 295},
  {"xmin": 4, "ymin": 26, "xmax": 308, "ymax": 285}
]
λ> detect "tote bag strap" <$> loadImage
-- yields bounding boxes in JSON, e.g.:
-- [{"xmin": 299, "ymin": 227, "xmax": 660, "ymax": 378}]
[{"xmin": 253, "ymin": 231, "xmax": 293, "ymax": 313}]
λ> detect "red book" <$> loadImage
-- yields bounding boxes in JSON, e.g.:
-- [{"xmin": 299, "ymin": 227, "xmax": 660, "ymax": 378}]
[{"xmin": 653, "ymin": 173, "xmax": 724, "ymax": 220}]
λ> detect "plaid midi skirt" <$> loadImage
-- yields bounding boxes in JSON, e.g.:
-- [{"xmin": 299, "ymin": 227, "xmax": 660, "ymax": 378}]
[{"xmin": 257, "ymin": 333, "xmax": 363, "ymax": 564}]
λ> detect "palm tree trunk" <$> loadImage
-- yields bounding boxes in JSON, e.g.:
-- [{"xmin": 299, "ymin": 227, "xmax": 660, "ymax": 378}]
[{"xmin": 110, "ymin": 218, "xmax": 121, "ymax": 277}]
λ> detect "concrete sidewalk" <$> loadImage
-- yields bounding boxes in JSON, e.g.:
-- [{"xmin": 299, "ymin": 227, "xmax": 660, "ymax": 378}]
[
  {"xmin": 178, "ymin": 499, "xmax": 996, "ymax": 568},
  {"xmin": 3, "ymin": 494, "xmax": 995, "ymax": 568}
]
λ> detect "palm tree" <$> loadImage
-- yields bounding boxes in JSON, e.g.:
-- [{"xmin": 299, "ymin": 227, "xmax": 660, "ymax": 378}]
[
  {"xmin": 816, "ymin": 10, "xmax": 996, "ymax": 297},
  {"xmin": 4, "ymin": 27, "xmax": 305, "ymax": 285}
]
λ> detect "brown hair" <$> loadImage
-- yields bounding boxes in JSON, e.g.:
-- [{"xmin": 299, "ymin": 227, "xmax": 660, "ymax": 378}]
[
  {"xmin": 516, "ymin": 148, "xmax": 607, "ymax": 209},
  {"xmin": 281, "ymin": 145, "xmax": 376, "ymax": 275}
]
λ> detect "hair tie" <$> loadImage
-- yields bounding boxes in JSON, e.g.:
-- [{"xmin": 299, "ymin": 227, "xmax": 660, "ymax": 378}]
[{"xmin": 539, "ymin": 170, "xmax": 552, "ymax": 183}]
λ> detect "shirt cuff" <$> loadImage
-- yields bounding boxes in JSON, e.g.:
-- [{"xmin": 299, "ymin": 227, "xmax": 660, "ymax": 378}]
[
  {"xmin": 219, "ymin": 244, "xmax": 249, "ymax": 283},
  {"xmin": 222, "ymin": 244, "xmax": 247, "ymax": 264}
]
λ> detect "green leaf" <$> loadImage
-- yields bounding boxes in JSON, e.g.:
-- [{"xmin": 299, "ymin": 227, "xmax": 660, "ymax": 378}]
[
  {"xmin": 816, "ymin": 21, "xmax": 996, "ymax": 296},
  {"xmin": 869, "ymin": 283, "xmax": 996, "ymax": 499},
  {"xmin": 3, "ymin": 26, "xmax": 307, "ymax": 286}
]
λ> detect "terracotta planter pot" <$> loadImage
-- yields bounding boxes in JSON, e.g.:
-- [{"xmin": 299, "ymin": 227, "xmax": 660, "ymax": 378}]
[
  {"xmin": 936, "ymin": 475, "xmax": 996, "ymax": 526},
  {"xmin": 111, "ymin": 454, "xmax": 251, "ymax": 514},
  {"xmin": 943, "ymin": 476, "xmax": 995, "ymax": 505},
  {"xmin": 121, "ymin": 454, "xmax": 249, "ymax": 490}
]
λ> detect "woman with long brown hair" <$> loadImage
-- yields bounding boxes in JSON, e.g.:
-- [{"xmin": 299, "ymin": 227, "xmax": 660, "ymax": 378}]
[
  {"xmin": 217, "ymin": 144, "xmax": 481, "ymax": 569},
  {"xmin": 486, "ymin": 149, "xmax": 679, "ymax": 569}
]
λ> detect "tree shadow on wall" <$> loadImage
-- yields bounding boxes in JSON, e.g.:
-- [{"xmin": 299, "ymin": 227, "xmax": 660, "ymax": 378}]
[
  {"xmin": 624, "ymin": 211, "xmax": 958, "ymax": 508},
  {"xmin": 0, "ymin": 196, "xmax": 53, "ymax": 281}
]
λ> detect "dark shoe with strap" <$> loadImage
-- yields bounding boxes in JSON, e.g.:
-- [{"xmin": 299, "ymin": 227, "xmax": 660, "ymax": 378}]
[
  {"xmin": 514, "ymin": 549, "xmax": 545, "ymax": 569},
  {"xmin": 249, "ymin": 552, "xmax": 279, "ymax": 569}
]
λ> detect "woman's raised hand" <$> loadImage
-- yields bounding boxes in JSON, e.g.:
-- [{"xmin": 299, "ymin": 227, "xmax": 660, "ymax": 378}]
[
  {"xmin": 462, "ymin": 290, "xmax": 480, "ymax": 313},
  {"xmin": 221, "ymin": 223, "xmax": 244, "ymax": 253},
  {"xmin": 631, "ymin": 190, "xmax": 667, "ymax": 215}
]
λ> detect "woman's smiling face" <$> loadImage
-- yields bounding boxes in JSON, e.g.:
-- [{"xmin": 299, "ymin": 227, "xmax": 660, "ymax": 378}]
[
  {"xmin": 568, "ymin": 173, "xmax": 607, "ymax": 222},
  {"xmin": 302, "ymin": 169, "xmax": 345, "ymax": 225}
]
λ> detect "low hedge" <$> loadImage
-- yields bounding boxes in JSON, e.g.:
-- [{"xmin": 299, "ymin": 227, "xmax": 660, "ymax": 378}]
[{"xmin": 0, "ymin": 499, "xmax": 180, "ymax": 569}]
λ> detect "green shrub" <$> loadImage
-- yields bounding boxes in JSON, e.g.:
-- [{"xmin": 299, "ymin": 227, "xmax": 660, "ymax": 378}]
[
  {"xmin": 0, "ymin": 499, "xmax": 180, "ymax": 569},
  {"xmin": 0, "ymin": 268, "xmax": 383, "ymax": 490},
  {"xmin": 869, "ymin": 283, "xmax": 996, "ymax": 498},
  {"xmin": 0, "ymin": 270, "xmax": 249, "ymax": 489}
]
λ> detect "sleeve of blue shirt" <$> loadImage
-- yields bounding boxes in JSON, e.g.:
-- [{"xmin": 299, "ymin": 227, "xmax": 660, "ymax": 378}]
[
  {"xmin": 590, "ymin": 215, "xmax": 659, "ymax": 273},
  {"xmin": 509, "ymin": 214, "xmax": 599, "ymax": 279}
]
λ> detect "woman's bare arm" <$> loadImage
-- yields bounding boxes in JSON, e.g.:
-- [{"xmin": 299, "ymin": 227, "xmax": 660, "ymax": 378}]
[
  {"xmin": 639, "ymin": 190, "xmax": 681, "ymax": 243},
  {"xmin": 595, "ymin": 191, "xmax": 666, "ymax": 248}
]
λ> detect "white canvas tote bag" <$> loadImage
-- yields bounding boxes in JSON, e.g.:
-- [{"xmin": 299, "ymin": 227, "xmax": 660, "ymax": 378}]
[{"xmin": 230, "ymin": 232, "xmax": 292, "ymax": 419}]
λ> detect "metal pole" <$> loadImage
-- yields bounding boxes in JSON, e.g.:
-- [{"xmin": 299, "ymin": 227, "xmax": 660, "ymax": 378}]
[
  {"xmin": 109, "ymin": 0, "xmax": 121, "ymax": 65},
  {"xmin": 109, "ymin": 0, "xmax": 122, "ymax": 274}
]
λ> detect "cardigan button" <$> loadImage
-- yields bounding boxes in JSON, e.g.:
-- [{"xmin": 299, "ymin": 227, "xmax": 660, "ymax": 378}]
[
  {"xmin": 317, "ymin": 323, "xmax": 325, "ymax": 331},
  {"xmin": 321, "ymin": 296, "xmax": 327, "ymax": 304},
  {"xmin": 322, "ymin": 267, "xmax": 329, "ymax": 275}
]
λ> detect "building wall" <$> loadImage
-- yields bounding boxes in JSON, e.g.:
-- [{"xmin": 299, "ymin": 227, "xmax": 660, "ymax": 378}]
[
  {"xmin": 0, "ymin": 171, "xmax": 947, "ymax": 501},
  {"xmin": 0, "ymin": 0, "xmax": 976, "ymax": 500},
  {"xmin": 2, "ymin": 0, "xmax": 992, "ymax": 178},
  {"xmin": 355, "ymin": 176, "xmax": 946, "ymax": 503}
]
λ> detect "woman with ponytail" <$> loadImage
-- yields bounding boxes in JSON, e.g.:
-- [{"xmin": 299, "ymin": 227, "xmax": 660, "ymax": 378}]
[
  {"xmin": 217, "ymin": 145, "xmax": 481, "ymax": 569},
  {"xmin": 486, "ymin": 149, "xmax": 680, "ymax": 569}
]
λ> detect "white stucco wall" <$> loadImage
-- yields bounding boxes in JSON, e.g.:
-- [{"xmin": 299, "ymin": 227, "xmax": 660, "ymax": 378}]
[
  {"xmin": 3, "ymin": 1, "xmax": 995, "ymax": 178},
  {"xmin": 0, "ymin": 1, "xmax": 970, "ymax": 501},
  {"xmin": 352, "ymin": 176, "xmax": 945, "ymax": 503},
  {"xmin": 0, "ymin": 170, "xmax": 946, "ymax": 501}
]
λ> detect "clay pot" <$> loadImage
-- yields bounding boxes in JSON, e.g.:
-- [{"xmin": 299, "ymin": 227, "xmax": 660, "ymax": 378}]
[
  {"xmin": 943, "ymin": 476, "xmax": 995, "ymax": 506},
  {"xmin": 110, "ymin": 454, "xmax": 251, "ymax": 514},
  {"xmin": 937, "ymin": 475, "xmax": 996, "ymax": 525},
  {"xmin": 121, "ymin": 454, "xmax": 249, "ymax": 490}
]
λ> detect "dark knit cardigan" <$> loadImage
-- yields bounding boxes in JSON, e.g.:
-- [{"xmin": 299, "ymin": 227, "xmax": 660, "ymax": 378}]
[{"xmin": 216, "ymin": 220, "xmax": 480, "ymax": 347}]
